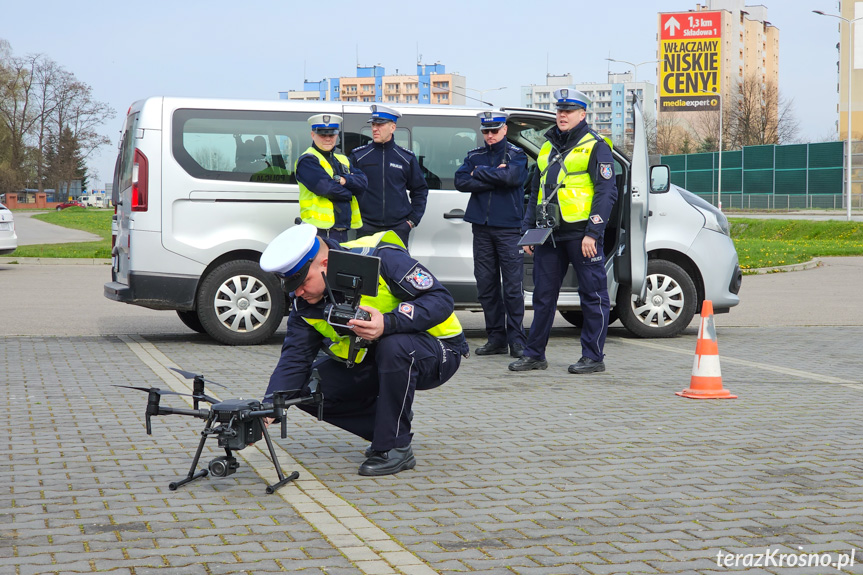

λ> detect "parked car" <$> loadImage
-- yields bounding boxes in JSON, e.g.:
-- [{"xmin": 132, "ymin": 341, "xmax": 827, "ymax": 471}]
[
  {"xmin": 55, "ymin": 201, "xmax": 84, "ymax": 210},
  {"xmin": 105, "ymin": 96, "xmax": 740, "ymax": 345},
  {"xmin": 0, "ymin": 202, "xmax": 17, "ymax": 255}
]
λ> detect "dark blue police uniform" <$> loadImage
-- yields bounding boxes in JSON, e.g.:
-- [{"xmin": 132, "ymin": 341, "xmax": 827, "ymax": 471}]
[
  {"xmin": 454, "ymin": 132, "xmax": 528, "ymax": 356},
  {"xmin": 519, "ymin": 114, "xmax": 618, "ymax": 370},
  {"xmin": 265, "ymin": 238, "xmax": 468, "ymax": 453},
  {"xmin": 349, "ymin": 139, "xmax": 428, "ymax": 246}
]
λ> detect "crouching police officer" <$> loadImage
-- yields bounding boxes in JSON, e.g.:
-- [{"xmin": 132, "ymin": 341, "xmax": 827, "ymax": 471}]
[
  {"xmin": 454, "ymin": 110, "xmax": 528, "ymax": 358},
  {"xmin": 509, "ymin": 88, "xmax": 618, "ymax": 375},
  {"xmin": 297, "ymin": 114, "xmax": 368, "ymax": 243},
  {"xmin": 260, "ymin": 224, "xmax": 469, "ymax": 476},
  {"xmin": 349, "ymin": 105, "xmax": 429, "ymax": 246}
]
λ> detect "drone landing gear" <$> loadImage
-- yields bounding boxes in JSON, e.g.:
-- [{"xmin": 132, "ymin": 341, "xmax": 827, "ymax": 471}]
[{"xmin": 167, "ymin": 413, "xmax": 300, "ymax": 494}]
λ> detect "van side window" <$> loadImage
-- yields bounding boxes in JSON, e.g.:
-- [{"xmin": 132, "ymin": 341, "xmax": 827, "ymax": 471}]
[
  {"xmin": 172, "ymin": 109, "xmax": 312, "ymax": 184},
  {"xmin": 393, "ymin": 116, "xmax": 478, "ymax": 190}
]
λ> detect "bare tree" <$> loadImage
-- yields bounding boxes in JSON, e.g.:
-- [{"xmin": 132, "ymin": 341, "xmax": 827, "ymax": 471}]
[
  {"xmin": 0, "ymin": 51, "xmax": 41, "ymax": 189},
  {"xmin": 727, "ymin": 75, "xmax": 799, "ymax": 147},
  {"xmin": 53, "ymin": 78, "xmax": 114, "ymax": 167},
  {"xmin": 0, "ymin": 41, "xmax": 115, "ymax": 195},
  {"xmin": 653, "ymin": 113, "xmax": 684, "ymax": 156}
]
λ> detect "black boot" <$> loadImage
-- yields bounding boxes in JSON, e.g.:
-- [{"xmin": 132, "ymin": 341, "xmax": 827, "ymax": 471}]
[
  {"xmin": 358, "ymin": 446, "xmax": 416, "ymax": 476},
  {"xmin": 475, "ymin": 341, "xmax": 508, "ymax": 355}
]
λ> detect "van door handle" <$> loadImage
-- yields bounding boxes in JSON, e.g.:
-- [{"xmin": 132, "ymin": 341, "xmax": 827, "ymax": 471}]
[{"xmin": 444, "ymin": 209, "xmax": 465, "ymax": 220}]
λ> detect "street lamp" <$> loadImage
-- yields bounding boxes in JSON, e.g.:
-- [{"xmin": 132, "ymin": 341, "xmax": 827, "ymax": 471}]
[
  {"xmin": 606, "ymin": 58, "xmax": 658, "ymax": 150},
  {"xmin": 605, "ymin": 58, "xmax": 658, "ymax": 90},
  {"xmin": 466, "ymin": 86, "xmax": 507, "ymax": 106},
  {"xmin": 699, "ymin": 89, "xmax": 723, "ymax": 211},
  {"xmin": 426, "ymin": 85, "xmax": 506, "ymax": 106},
  {"xmin": 814, "ymin": 9, "xmax": 861, "ymax": 221}
]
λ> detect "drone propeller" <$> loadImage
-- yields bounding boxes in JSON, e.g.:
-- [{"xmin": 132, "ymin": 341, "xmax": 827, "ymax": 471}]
[
  {"xmin": 169, "ymin": 367, "xmax": 227, "ymax": 388},
  {"xmin": 113, "ymin": 385, "xmax": 195, "ymax": 398}
]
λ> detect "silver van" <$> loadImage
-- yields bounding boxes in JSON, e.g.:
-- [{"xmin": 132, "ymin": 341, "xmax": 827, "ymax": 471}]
[{"xmin": 105, "ymin": 96, "xmax": 741, "ymax": 344}]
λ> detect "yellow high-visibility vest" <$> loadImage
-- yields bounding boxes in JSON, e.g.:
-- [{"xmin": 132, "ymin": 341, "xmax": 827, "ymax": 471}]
[
  {"xmin": 536, "ymin": 132, "xmax": 612, "ymax": 223},
  {"xmin": 302, "ymin": 231, "xmax": 463, "ymax": 363},
  {"xmin": 297, "ymin": 147, "xmax": 362, "ymax": 229}
]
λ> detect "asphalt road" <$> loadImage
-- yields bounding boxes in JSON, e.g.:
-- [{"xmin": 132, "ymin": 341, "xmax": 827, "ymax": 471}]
[{"xmin": 13, "ymin": 210, "xmax": 102, "ymax": 245}]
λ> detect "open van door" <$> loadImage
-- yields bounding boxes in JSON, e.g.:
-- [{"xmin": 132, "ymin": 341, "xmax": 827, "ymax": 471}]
[{"xmin": 627, "ymin": 94, "xmax": 650, "ymax": 298}]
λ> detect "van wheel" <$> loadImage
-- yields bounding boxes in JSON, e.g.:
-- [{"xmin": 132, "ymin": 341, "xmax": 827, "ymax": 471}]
[
  {"xmin": 559, "ymin": 307, "xmax": 619, "ymax": 328},
  {"xmin": 617, "ymin": 259, "xmax": 696, "ymax": 338},
  {"xmin": 196, "ymin": 259, "xmax": 285, "ymax": 345},
  {"xmin": 176, "ymin": 310, "xmax": 206, "ymax": 334}
]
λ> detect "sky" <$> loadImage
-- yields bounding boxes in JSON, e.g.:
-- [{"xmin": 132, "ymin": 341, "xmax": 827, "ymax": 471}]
[{"xmin": 0, "ymin": 0, "xmax": 844, "ymax": 189}]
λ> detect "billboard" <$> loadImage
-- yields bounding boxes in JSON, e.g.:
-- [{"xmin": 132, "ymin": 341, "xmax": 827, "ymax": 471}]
[{"xmin": 659, "ymin": 11, "xmax": 722, "ymax": 112}]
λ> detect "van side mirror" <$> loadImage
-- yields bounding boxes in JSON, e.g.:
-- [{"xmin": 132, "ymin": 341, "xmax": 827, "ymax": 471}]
[{"xmin": 650, "ymin": 165, "xmax": 670, "ymax": 193}]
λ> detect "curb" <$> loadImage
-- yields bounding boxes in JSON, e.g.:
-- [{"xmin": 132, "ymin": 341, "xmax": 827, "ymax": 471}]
[
  {"xmin": 0, "ymin": 257, "xmax": 111, "ymax": 266},
  {"xmin": 748, "ymin": 257, "xmax": 822, "ymax": 275}
]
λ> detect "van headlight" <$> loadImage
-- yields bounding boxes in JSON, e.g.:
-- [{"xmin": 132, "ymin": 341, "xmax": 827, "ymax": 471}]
[
  {"xmin": 678, "ymin": 189, "xmax": 730, "ymax": 236},
  {"xmin": 697, "ymin": 206, "xmax": 730, "ymax": 236}
]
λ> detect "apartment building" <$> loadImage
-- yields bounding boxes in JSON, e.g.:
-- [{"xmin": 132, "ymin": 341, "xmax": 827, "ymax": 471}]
[
  {"xmin": 280, "ymin": 63, "xmax": 466, "ymax": 106},
  {"xmin": 521, "ymin": 73, "xmax": 657, "ymax": 149}
]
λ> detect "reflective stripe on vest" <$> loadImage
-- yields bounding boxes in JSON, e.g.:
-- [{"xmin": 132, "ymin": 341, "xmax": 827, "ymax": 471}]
[
  {"xmin": 297, "ymin": 147, "xmax": 363, "ymax": 229},
  {"xmin": 537, "ymin": 133, "xmax": 611, "ymax": 223},
  {"xmin": 302, "ymin": 231, "xmax": 463, "ymax": 363},
  {"xmin": 302, "ymin": 317, "xmax": 369, "ymax": 364}
]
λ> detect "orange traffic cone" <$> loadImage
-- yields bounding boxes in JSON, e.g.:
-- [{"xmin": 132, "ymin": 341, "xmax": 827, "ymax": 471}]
[{"xmin": 676, "ymin": 300, "xmax": 737, "ymax": 399}]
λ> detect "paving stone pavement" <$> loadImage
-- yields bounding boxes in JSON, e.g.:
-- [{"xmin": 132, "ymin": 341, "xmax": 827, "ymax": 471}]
[{"xmin": 2, "ymin": 325, "xmax": 863, "ymax": 574}]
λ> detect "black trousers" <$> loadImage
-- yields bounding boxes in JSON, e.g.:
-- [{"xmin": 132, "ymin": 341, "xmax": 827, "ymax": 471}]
[
  {"xmin": 472, "ymin": 224, "xmax": 526, "ymax": 348},
  {"xmin": 295, "ymin": 332, "xmax": 462, "ymax": 451}
]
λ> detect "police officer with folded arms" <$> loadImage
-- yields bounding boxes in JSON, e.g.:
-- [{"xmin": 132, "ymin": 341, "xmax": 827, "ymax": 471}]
[
  {"xmin": 454, "ymin": 110, "xmax": 528, "ymax": 358},
  {"xmin": 260, "ymin": 224, "xmax": 469, "ymax": 476},
  {"xmin": 296, "ymin": 114, "xmax": 368, "ymax": 243},
  {"xmin": 349, "ymin": 105, "xmax": 429, "ymax": 246},
  {"xmin": 509, "ymin": 89, "xmax": 618, "ymax": 375}
]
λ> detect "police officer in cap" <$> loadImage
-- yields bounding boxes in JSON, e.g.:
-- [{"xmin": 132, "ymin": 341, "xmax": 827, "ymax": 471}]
[
  {"xmin": 349, "ymin": 105, "xmax": 429, "ymax": 246},
  {"xmin": 261, "ymin": 224, "xmax": 469, "ymax": 476},
  {"xmin": 509, "ymin": 88, "xmax": 618, "ymax": 375},
  {"xmin": 296, "ymin": 114, "xmax": 368, "ymax": 243},
  {"xmin": 454, "ymin": 110, "xmax": 528, "ymax": 358}
]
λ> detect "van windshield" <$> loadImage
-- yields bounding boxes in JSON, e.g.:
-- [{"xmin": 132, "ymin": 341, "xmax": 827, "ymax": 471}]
[{"xmin": 506, "ymin": 116, "xmax": 555, "ymax": 155}]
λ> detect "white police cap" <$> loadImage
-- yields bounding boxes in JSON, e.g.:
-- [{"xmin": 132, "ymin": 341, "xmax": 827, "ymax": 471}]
[
  {"xmin": 553, "ymin": 88, "xmax": 591, "ymax": 110},
  {"xmin": 260, "ymin": 224, "xmax": 321, "ymax": 292},
  {"xmin": 308, "ymin": 113, "xmax": 342, "ymax": 135},
  {"xmin": 368, "ymin": 104, "xmax": 401, "ymax": 124},
  {"xmin": 477, "ymin": 110, "xmax": 508, "ymax": 130}
]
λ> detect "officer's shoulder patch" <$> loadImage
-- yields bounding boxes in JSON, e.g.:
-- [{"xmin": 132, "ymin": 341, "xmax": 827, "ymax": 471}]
[
  {"xmin": 590, "ymin": 214, "xmax": 604, "ymax": 225},
  {"xmin": 403, "ymin": 265, "xmax": 434, "ymax": 290},
  {"xmin": 599, "ymin": 163, "xmax": 613, "ymax": 180},
  {"xmin": 396, "ymin": 145, "xmax": 416, "ymax": 156},
  {"xmin": 466, "ymin": 146, "xmax": 485, "ymax": 155},
  {"xmin": 397, "ymin": 302, "xmax": 415, "ymax": 319},
  {"xmin": 507, "ymin": 142, "xmax": 524, "ymax": 153}
]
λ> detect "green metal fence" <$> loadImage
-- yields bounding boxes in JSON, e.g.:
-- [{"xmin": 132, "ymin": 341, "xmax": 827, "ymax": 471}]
[{"xmin": 661, "ymin": 142, "xmax": 849, "ymax": 209}]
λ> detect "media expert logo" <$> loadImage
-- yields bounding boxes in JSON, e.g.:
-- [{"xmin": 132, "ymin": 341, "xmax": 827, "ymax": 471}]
[{"xmin": 659, "ymin": 11, "xmax": 721, "ymax": 111}]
